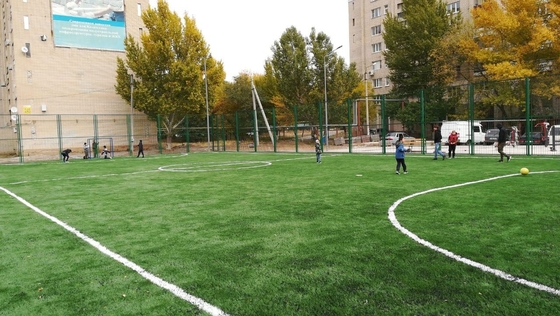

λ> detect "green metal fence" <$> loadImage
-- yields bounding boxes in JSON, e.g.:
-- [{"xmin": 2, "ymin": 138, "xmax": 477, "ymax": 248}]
[{"xmin": 2, "ymin": 76, "xmax": 559, "ymax": 164}]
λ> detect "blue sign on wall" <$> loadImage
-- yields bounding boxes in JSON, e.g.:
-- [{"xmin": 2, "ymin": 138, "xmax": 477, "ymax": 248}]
[{"xmin": 51, "ymin": 1, "xmax": 125, "ymax": 51}]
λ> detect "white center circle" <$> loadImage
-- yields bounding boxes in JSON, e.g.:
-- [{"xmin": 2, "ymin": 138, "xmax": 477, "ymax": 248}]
[{"xmin": 158, "ymin": 161, "xmax": 271, "ymax": 172}]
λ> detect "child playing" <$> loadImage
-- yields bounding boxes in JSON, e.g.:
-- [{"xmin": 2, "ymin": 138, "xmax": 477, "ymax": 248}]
[
  {"xmin": 315, "ymin": 139, "xmax": 322, "ymax": 163},
  {"xmin": 102, "ymin": 145, "xmax": 111, "ymax": 159},
  {"xmin": 395, "ymin": 134, "xmax": 409, "ymax": 175}
]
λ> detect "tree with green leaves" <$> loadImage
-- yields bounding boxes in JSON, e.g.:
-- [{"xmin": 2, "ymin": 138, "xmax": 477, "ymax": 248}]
[
  {"xmin": 115, "ymin": 0, "xmax": 225, "ymax": 149},
  {"xmin": 383, "ymin": 0, "xmax": 463, "ymax": 126},
  {"xmin": 265, "ymin": 27, "xmax": 361, "ymax": 127}
]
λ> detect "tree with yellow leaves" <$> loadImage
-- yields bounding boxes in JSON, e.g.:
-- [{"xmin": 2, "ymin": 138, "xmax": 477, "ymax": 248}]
[{"xmin": 458, "ymin": 0, "xmax": 560, "ymax": 117}]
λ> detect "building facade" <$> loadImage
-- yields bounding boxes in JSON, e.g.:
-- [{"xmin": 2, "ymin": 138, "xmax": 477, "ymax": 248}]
[
  {"xmin": 348, "ymin": 0, "xmax": 483, "ymax": 96},
  {"xmin": 0, "ymin": 0, "xmax": 150, "ymax": 157}
]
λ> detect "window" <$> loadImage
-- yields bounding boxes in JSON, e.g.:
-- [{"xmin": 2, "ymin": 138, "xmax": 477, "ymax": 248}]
[
  {"xmin": 385, "ymin": 78, "xmax": 391, "ymax": 86},
  {"xmin": 447, "ymin": 1, "xmax": 460, "ymax": 14},
  {"xmin": 384, "ymin": 5, "xmax": 389, "ymax": 14},
  {"xmin": 23, "ymin": 16, "xmax": 29, "ymax": 30},
  {"xmin": 371, "ymin": 25, "xmax": 382, "ymax": 36},
  {"xmin": 137, "ymin": 3, "xmax": 142, "ymax": 16},
  {"xmin": 372, "ymin": 60, "xmax": 382, "ymax": 70},
  {"xmin": 373, "ymin": 78, "xmax": 383, "ymax": 88},
  {"xmin": 372, "ymin": 43, "xmax": 382, "ymax": 53},
  {"xmin": 372, "ymin": 8, "xmax": 381, "ymax": 18}
]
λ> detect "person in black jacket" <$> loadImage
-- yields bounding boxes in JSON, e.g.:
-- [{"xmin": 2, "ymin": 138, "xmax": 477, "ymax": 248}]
[
  {"xmin": 61, "ymin": 149, "xmax": 72, "ymax": 163},
  {"xmin": 433, "ymin": 126, "xmax": 446, "ymax": 160},
  {"xmin": 496, "ymin": 124, "xmax": 512, "ymax": 162},
  {"xmin": 137, "ymin": 140, "xmax": 144, "ymax": 158}
]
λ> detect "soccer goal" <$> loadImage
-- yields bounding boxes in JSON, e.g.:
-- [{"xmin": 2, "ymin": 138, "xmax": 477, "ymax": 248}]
[{"xmin": 87, "ymin": 138, "xmax": 113, "ymax": 159}]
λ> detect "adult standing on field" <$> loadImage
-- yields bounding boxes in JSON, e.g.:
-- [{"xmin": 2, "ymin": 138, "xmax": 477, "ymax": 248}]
[
  {"xmin": 448, "ymin": 130, "xmax": 458, "ymax": 158},
  {"xmin": 433, "ymin": 126, "xmax": 446, "ymax": 160},
  {"xmin": 496, "ymin": 123, "xmax": 512, "ymax": 162},
  {"xmin": 137, "ymin": 140, "xmax": 144, "ymax": 158},
  {"xmin": 83, "ymin": 142, "xmax": 89, "ymax": 159}
]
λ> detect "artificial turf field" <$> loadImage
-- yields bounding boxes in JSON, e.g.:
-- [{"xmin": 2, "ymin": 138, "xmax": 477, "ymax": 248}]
[{"xmin": 1, "ymin": 152, "xmax": 559, "ymax": 315}]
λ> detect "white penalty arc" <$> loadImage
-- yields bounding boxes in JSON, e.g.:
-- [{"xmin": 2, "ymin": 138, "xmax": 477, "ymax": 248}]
[{"xmin": 388, "ymin": 170, "xmax": 560, "ymax": 296}]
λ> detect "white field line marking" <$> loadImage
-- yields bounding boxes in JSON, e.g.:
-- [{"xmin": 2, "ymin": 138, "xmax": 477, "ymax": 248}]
[
  {"xmin": 9, "ymin": 170, "xmax": 161, "ymax": 186},
  {"xmin": 159, "ymin": 161, "xmax": 272, "ymax": 172},
  {"xmin": 388, "ymin": 170, "xmax": 560, "ymax": 296},
  {"xmin": 0, "ymin": 186, "xmax": 229, "ymax": 316},
  {"xmin": 7, "ymin": 155, "xmax": 322, "ymax": 185}
]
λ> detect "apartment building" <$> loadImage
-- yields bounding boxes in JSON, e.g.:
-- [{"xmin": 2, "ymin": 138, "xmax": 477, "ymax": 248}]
[
  {"xmin": 348, "ymin": 0, "xmax": 483, "ymax": 96},
  {"xmin": 0, "ymin": 0, "xmax": 148, "ymax": 121}
]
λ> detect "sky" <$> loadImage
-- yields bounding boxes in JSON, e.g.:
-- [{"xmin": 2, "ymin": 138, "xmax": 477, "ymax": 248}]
[{"xmin": 147, "ymin": 0, "xmax": 350, "ymax": 81}]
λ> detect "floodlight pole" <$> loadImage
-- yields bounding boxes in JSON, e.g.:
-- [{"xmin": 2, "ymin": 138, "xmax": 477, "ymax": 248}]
[
  {"xmin": 204, "ymin": 55, "xmax": 211, "ymax": 151},
  {"xmin": 323, "ymin": 45, "xmax": 342, "ymax": 151}
]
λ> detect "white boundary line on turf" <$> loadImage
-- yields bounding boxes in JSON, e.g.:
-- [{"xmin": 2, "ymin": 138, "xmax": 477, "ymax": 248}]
[
  {"xmin": 158, "ymin": 161, "xmax": 272, "ymax": 172},
  {"xmin": 388, "ymin": 170, "xmax": 560, "ymax": 296},
  {"xmin": 0, "ymin": 186, "xmax": 229, "ymax": 316}
]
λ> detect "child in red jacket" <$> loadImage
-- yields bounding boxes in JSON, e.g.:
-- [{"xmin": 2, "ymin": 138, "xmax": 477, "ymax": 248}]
[{"xmin": 448, "ymin": 130, "xmax": 458, "ymax": 158}]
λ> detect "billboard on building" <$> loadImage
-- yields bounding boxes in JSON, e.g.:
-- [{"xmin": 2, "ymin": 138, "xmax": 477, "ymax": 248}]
[{"xmin": 51, "ymin": 0, "xmax": 125, "ymax": 51}]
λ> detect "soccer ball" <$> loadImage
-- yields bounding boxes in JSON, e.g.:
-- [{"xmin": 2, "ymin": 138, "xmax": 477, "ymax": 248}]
[{"xmin": 520, "ymin": 167, "xmax": 529, "ymax": 175}]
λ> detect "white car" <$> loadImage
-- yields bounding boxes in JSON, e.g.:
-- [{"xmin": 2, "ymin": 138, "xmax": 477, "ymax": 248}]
[{"xmin": 384, "ymin": 132, "xmax": 415, "ymax": 145}]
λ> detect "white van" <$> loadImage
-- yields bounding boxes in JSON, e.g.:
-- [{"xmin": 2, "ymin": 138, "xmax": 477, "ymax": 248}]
[
  {"xmin": 440, "ymin": 121, "xmax": 485, "ymax": 145},
  {"xmin": 548, "ymin": 125, "xmax": 560, "ymax": 148}
]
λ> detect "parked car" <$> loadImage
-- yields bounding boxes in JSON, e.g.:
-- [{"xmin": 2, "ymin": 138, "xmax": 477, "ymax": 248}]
[
  {"xmin": 484, "ymin": 128, "xmax": 513, "ymax": 145},
  {"xmin": 384, "ymin": 132, "xmax": 415, "ymax": 145},
  {"xmin": 519, "ymin": 132, "xmax": 546, "ymax": 145},
  {"xmin": 484, "ymin": 129, "xmax": 500, "ymax": 145}
]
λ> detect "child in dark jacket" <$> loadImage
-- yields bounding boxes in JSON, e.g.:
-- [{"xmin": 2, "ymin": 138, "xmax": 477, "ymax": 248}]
[
  {"xmin": 395, "ymin": 134, "xmax": 409, "ymax": 175},
  {"xmin": 61, "ymin": 149, "xmax": 72, "ymax": 163}
]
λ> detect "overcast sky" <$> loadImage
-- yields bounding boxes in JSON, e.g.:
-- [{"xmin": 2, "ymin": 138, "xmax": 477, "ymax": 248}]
[{"xmin": 147, "ymin": 0, "xmax": 350, "ymax": 81}]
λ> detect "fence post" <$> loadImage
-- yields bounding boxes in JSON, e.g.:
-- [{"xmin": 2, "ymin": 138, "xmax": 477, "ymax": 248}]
[
  {"xmin": 381, "ymin": 95, "xmax": 387, "ymax": 154},
  {"xmin": 57, "ymin": 114, "xmax": 62, "ymax": 162},
  {"xmin": 127, "ymin": 113, "xmax": 132, "ymax": 156},
  {"xmin": 525, "ymin": 77, "xmax": 531, "ymax": 156},
  {"xmin": 348, "ymin": 99, "xmax": 353, "ymax": 153},
  {"xmin": 16, "ymin": 114, "xmax": 23, "ymax": 163},
  {"xmin": 157, "ymin": 114, "xmax": 162, "ymax": 154},
  {"xmin": 318, "ymin": 102, "xmax": 323, "ymax": 151},
  {"xmin": 420, "ymin": 90, "xmax": 426, "ymax": 154},
  {"xmin": 272, "ymin": 108, "xmax": 277, "ymax": 153},
  {"xmin": 294, "ymin": 105, "xmax": 298, "ymax": 153},
  {"xmin": 221, "ymin": 114, "xmax": 226, "ymax": 152},
  {"xmin": 235, "ymin": 111, "xmax": 240, "ymax": 152},
  {"xmin": 185, "ymin": 114, "xmax": 190, "ymax": 153},
  {"xmin": 469, "ymin": 83, "xmax": 475, "ymax": 154}
]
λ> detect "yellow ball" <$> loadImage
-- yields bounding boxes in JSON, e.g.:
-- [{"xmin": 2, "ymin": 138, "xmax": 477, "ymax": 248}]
[{"xmin": 520, "ymin": 167, "xmax": 529, "ymax": 175}]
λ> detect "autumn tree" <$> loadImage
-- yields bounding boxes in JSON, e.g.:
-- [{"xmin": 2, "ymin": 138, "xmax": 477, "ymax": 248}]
[
  {"xmin": 115, "ymin": 0, "xmax": 225, "ymax": 149},
  {"xmin": 458, "ymin": 0, "xmax": 560, "ymax": 118},
  {"xmin": 383, "ymin": 0, "xmax": 463, "ymax": 125}
]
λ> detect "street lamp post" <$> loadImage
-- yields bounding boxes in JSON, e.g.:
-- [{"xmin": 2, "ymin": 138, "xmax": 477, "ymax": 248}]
[
  {"xmin": 323, "ymin": 45, "xmax": 342, "ymax": 151},
  {"xmin": 204, "ymin": 55, "xmax": 211, "ymax": 151}
]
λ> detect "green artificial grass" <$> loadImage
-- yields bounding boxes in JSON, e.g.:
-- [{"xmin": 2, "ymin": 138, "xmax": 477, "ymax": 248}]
[{"xmin": 1, "ymin": 152, "xmax": 559, "ymax": 315}]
